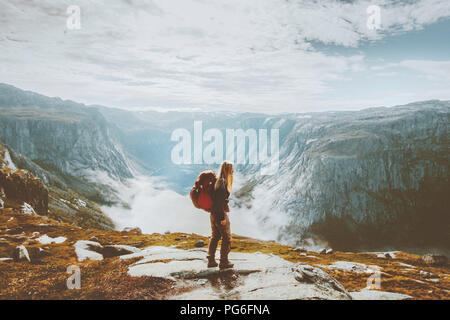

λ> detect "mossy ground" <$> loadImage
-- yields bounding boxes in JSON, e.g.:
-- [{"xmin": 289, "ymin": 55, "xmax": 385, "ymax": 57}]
[{"xmin": 0, "ymin": 208, "xmax": 448, "ymax": 300}]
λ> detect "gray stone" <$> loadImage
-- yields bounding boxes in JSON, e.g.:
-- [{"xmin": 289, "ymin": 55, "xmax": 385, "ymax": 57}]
[
  {"xmin": 421, "ymin": 254, "xmax": 447, "ymax": 266},
  {"xmin": 419, "ymin": 270, "xmax": 439, "ymax": 279},
  {"xmin": 350, "ymin": 288, "xmax": 412, "ymax": 300},
  {"xmin": 293, "ymin": 264, "xmax": 349, "ymax": 295},
  {"xmin": 73, "ymin": 240, "xmax": 103, "ymax": 262},
  {"xmin": 124, "ymin": 246, "xmax": 351, "ymax": 300},
  {"xmin": 122, "ymin": 227, "xmax": 142, "ymax": 235},
  {"xmin": 102, "ymin": 244, "xmax": 141, "ymax": 258}
]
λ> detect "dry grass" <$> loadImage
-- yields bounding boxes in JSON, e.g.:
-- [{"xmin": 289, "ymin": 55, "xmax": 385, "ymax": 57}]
[{"xmin": 0, "ymin": 208, "xmax": 448, "ymax": 300}]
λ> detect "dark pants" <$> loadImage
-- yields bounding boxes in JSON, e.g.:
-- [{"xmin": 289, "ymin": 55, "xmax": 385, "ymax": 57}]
[{"xmin": 207, "ymin": 212, "xmax": 232, "ymax": 261}]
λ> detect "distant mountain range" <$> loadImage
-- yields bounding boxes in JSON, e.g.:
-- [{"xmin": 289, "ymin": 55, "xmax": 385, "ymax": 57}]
[{"xmin": 0, "ymin": 83, "xmax": 448, "ymax": 250}]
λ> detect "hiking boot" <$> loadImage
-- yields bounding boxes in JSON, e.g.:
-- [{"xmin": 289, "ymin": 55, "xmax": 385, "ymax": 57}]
[
  {"xmin": 207, "ymin": 258, "xmax": 218, "ymax": 268},
  {"xmin": 219, "ymin": 259, "xmax": 234, "ymax": 270}
]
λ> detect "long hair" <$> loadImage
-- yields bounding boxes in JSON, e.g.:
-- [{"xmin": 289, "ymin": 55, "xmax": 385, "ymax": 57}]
[{"xmin": 215, "ymin": 161, "xmax": 233, "ymax": 193}]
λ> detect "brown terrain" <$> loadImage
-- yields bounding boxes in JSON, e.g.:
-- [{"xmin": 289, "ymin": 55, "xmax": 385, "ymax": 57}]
[
  {"xmin": 0, "ymin": 164, "xmax": 449, "ymax": 300},
  {"xmin": 0, "ymin": 206, "xmax": 449, "ymax": 299}
]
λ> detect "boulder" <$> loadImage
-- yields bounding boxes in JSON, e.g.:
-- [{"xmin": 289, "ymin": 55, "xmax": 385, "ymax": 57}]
[
  {"xmin": 419, "ymin": 270, "xmax": 439, "ymax": 279},
  {"xmin": 21, "ymin": 202, "xmax": 36, "ymax": 215},
  {"xmin": 122, "ymin": 227, "xmax": 142, "ymax": 235},
  {"xmin": 102, "ymin": 245, "xmax": 141, "ymax": 258},
  {"xmin": 318, "ymin": 261, "xmax": 371, "ymax": 273},
  {"xmin": 421, "ymin": 254, "xmax": 447, "ymax": 266},
  {"xmin": 12, "ymin": 245, "xmax": 30, "ymax": 262},
  {"xmin": 350, "ymin": 288, "xmax": 412, "ymax": 300},
  {"xmin": 194, "ymin": 240, "xmax": 205, "ymax": 248},
  {"xmin": 73, "ymin": 240, "xmax": 104, "ymax": 262},
  {"xmin": 293, "ymin": 264, "xmax": 349, "ymax": 295},
  {"xmin": 30, "ymin": 231, "xmax": 40, "ymax": 238},
  {"xmin": 0, "ymin": 168, "xmax": 48, "ymax": 215}
]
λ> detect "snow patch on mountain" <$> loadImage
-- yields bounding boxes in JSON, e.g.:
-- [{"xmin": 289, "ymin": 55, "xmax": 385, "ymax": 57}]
[{"xmin": 36, "ymin": 235, "xmax": 67, "ymax": 244}]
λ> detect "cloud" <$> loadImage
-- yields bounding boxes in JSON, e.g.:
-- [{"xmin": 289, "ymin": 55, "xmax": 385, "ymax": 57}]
[
  {"xmin": 399, "ymin": 60, "xmax": 450, "ymax": 78},
  {"xmin": 0, "ymin": 0, "xmax": 449, "ymax": 113},
  {"xmin": 372, "ymin": 59, "xmax": 450, "ymax": 79},
  {"xmin": 269, "ymin": 0, "xmax": 450, "ymax": 47},
  {"xmin": 375, "ymin": 71, "xmax": 399, "ymax": 77},
  {"xmin": 101, "ymin": 175, "xmax": 284, "ymax": 241}
]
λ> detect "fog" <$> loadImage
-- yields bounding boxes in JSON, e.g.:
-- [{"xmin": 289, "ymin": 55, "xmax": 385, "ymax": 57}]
[{"xmin": 102, "ymin": 175, "xmax": 287, "ymax": 242}]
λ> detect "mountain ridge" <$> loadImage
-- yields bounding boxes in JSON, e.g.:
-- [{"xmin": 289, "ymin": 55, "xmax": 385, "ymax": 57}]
[{"xmin": 0, "ymin": 83, "xmax": 448, "ymax": 250}]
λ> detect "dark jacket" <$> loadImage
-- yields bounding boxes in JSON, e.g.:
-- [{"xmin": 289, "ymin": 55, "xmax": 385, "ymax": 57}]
[{"xmin": 211, "ymin": 178, "xmax": 230, "ymax": 221}]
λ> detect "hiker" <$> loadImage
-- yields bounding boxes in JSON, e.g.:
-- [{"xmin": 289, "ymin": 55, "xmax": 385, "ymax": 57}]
[{"xmin": 207, "ymin": 161, "xmax": 234, "ymax": 269}]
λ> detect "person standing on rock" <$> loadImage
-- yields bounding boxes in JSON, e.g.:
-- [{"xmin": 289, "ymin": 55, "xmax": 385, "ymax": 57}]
[{"xmin": 207, "ymin": 161, "xmax": 234, "ymax": 269}]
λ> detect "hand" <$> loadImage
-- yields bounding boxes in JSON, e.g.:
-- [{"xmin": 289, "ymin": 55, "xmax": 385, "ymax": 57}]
[{"xmin": 220, "ymin": 220, "xmax": 226, "ymax": 226}]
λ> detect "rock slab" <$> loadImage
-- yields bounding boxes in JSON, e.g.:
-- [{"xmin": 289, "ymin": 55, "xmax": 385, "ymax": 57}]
[{"xmin": 122, "ymin": 246, "xmax": 352, "ymax": 300}]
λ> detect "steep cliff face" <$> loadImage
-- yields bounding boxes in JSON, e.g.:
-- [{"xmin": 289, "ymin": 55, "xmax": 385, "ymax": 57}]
[
  {"xmin": 247, "ymin": 101, "xmax": 450, "ymax": 249},
  {"xmin": 0, "ymin": 84, "xmax": 133, "ymax": 204},
  {"xmin": 2, "ymin": 117, "xmax": 128, "ymax": 178},
  {"xmin": 0, "ymin": 85, "xmax": 131, "ymax": 178},
  {"xmin": 0, "ymin": 142, "xmax": 114, "ymax": 229},
  {"xmin": 98, "ymin": 99, "xmax": 449, "ymax": 249}
]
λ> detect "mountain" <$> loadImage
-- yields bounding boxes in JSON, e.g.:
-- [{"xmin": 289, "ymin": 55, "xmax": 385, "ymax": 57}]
[
  {"xmin": 0, "ymin": 142, "xmax": 114, "ymax": 229},
  {"xmin": 0, "ymin": 83, "xmax": 133, "ymax": 205},
  {"xmin": 0, "ymin": 83, "xmax": 448, "ymax": 250},
  {"xmin": 95, "ymin": 106, "xmax": 296, "ymax": 192},
  {"xmin": 241, "ymin": 102, "xmax": 450, "ymax": 250},
  {"xmin": 96, "ymin": 100, "xmax": 449, "ymax": 250}
]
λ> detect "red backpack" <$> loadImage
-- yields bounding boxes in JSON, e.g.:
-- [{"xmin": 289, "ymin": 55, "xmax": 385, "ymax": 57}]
[{"xmin": 190, "ymin": 170, "xmax": 217, "ymax": 213}]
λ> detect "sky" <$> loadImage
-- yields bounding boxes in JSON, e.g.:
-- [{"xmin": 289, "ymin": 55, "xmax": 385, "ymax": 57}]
[{"xmin": 0, "ymin": 0, "xmax": 449, "ymax": 114}]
